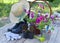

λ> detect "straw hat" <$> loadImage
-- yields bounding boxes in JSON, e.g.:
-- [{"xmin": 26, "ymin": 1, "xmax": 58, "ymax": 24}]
[{"xmin": 9, "ymin": 0, "xmax": 30, "ymax": 23}]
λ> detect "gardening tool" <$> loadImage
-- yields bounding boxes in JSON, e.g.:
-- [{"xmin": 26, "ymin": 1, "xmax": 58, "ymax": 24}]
[{"xmin": 34, "ymin": 35, "xmax": 45, "ymax": 42}]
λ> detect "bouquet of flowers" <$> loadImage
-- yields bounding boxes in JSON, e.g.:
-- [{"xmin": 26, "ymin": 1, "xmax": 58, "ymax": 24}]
[
  {"xmin": 24, "ymin": 1, "xmax": 57, "ymax": 42},
  {"xmin": 24, "ymin": 3, "xmax": 55, "ymax": 32}
]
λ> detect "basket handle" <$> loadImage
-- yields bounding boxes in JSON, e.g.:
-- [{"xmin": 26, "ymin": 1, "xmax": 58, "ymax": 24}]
[
  {"xmin": 29, "ymin": 0, "xmax": 52, "ymax": 16},
  {"xmin": 42, "ymin": 0, "xmax": 52, "ymax": 16}
]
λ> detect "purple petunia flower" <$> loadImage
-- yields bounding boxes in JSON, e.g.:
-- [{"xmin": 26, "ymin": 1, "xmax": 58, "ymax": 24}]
[
  {"xmin": 38, "ymin": 4, "xmax": 44, "ymax": 9},
  {"xmin": 50, "ymin": 15, "xmax": 55, "ymax": 24},
  {"xmin": 44, "ymin": 19, "xmax": 48, "ymax": 22},
  {"xmin": 26, "ymin": 10, "xmax": 30, "ymax": 15},
  {"xmin": 25, "ymin": 9, "xmax": 34, "ymax": 19},
  {"xmin": 45, "ymin": 13, "xmax": 49, "ymax": 18},
  {"xmin": 36, "ymin": 15, "xmax": 44, "ymax": 24},
  {"xmin": 30, "ymin": 11, "xmax": 34, "ymax": 19},
  {"xmin": 24, "ymin": 9, "xmax": 30, "ymax": 15},
  {"xmin": 50, "ymin": 15, "xmax": 55, "ymax": 20},
  {"xmin": 36, "ymin": 17, "xmax": 40, "ymax": 23}
]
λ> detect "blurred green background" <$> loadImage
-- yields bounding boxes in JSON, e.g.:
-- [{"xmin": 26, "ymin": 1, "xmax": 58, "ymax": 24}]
[{"xmin": 0, "ymin": 0, "xmax": 18, "ymax": 17}]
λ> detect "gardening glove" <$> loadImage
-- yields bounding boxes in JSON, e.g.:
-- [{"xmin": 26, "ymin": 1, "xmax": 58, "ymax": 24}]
[{"xmin": 4, "ymin": 32, "xmax": 22, "ymax": 41}]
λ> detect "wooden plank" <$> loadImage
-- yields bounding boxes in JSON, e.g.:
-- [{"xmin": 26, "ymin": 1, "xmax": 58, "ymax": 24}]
[{"xmin": 0, "ymin": 23, "xmax": 60, "ymax": 43}]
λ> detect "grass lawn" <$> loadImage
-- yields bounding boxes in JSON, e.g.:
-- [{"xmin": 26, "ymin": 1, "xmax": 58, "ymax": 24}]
[{"xmin": 0, "ymin": 0, "xmax": 19, "ymax": 17}]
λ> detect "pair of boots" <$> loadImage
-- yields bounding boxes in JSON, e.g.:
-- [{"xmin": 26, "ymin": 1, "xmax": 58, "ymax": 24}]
[
  {"xmin": 22, "ymin": 30, "xmax": 34, "ymax": 39},
  {"xmin": 8, "ymin": 19, "xmax": 28, "ymax": 34}
]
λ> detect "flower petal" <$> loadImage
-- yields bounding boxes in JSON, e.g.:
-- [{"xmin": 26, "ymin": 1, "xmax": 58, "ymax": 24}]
[{"xmin": 38, "ymin": 4, "xmax": 44, "ymax": 9}]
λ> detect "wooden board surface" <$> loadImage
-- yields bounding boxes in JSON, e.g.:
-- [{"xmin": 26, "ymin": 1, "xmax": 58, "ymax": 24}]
[{"xmin": 0, "ymin": 23, "xmax": 60, "ymax": 43}]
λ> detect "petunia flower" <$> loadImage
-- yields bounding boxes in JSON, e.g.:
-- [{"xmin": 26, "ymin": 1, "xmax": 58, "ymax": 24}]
[
  {"xmin": 36, "ymin": 17, "xmax": 41, "ymax": 24},
  {"xmin": 44, "ymin": 18, "xmax": 48, "ymax": 22},
  {"xmin": 50, "ymin": 15, "xmax": 55, "ymax": 20},
  {"xmin": 30, "ymin": 11, "xmax": 34, "ymax": 19},
  {"xmin": 50, "ymin": 15, "xmax": 55, "ymax": 24},
  {"xmin": 24, "ymin": 9, "xmax": 34, "ymax": 19},
  {"xmin": 36, "ymin": 15, "xmax": 44, "ymax": 24},
  {"xmin": 45, "ymin": 13, "xmax": 49, "ymax": 18},
  {"xmin": 24, "ymin": 9, "xmax": 30, "ymax": 18},
  {"xmin": 38, "ymin": 4, "xmax": 44, "ymax": 9},
  {"xmin": 24, "ymin": 9, "xmax": 30, "ymax": 15}
]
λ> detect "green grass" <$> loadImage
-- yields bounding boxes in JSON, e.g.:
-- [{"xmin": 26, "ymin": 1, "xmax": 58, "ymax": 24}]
[
  {"xmin": 0, "ymin": 0, "xmax": 19, "ymax": 17},
  {"xmin": 0, "ymin": 0, "xmax": 18, "ymax": 4},
  {"xmin": 0, "ymin": 3, "xmax": 12, "ymax": 17}
]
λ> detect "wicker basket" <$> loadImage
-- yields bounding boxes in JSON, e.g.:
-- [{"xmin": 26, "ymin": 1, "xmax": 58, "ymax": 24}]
[{"xmin": 27, "ymin": 0, "xmax": 52, "ymax": 35}]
